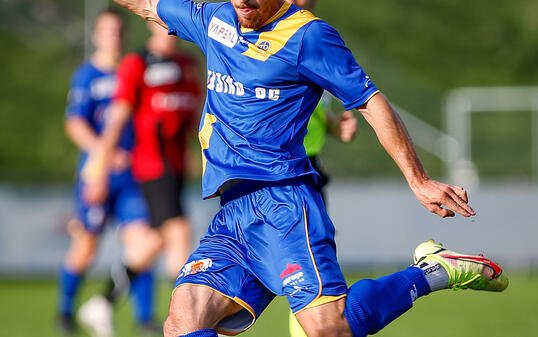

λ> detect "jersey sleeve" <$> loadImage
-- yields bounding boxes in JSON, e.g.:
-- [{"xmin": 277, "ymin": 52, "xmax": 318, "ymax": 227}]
[
  {"xmin": 65, "ymin": 68, "xmax": 92, "ymax": 121},
  {"xmin": 114, "ymin": 54, "xmax": 145, "ymax": 107},
  {"xmin": 297, "ymin": 20, "xmax": 379, "ymax": 110},
  {"xmin": 157, "ymin": 0, "xmax": 221, "ymax": 52}
]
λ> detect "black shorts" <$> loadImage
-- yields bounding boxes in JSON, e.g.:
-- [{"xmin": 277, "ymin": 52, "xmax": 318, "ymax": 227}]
[
  {"xmin": 308, "ymin": 156, "xmax": 330, "ymax": 204},
  {"xmin": 140, "ymin": 174, "xmax": 185, "ymax": 228}
]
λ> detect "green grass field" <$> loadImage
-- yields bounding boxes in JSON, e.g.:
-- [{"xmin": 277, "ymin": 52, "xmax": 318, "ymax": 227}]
[{"xmin": 1, "ymin": 272, "xmax": 536, "ymax": 337}]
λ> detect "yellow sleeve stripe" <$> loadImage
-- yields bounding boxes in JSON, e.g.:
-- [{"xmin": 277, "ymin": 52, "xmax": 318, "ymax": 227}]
[{"xmin": 242, "ymin": 10, "xmax": 319, "ymax": 62}]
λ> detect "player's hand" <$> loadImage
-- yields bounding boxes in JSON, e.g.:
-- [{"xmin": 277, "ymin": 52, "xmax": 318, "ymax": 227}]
[
  {"xmin": 410, "ymin": 178, "xmax": 476, "ymax": 218},
  {"xmin": 110, "ymin": 149, "xmax": 131, "ymax": 173},
  {"xmin": 339, "ymin": 110, "xmax": 357, "ymax": 142},
  {"xmin": 83, "ymin": 178, "xmax": 109, "ymax": 205},
  {"xmin": 81, "ymin": 149, "xmax": 110, "ymax": 205}
]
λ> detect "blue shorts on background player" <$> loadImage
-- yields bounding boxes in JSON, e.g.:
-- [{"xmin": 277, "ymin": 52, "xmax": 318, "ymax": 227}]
[
  {"xmin": 110, "ymin": 1, "xmax": 508, "ymax": 337},
  {"xmin": 57, "ymin": 10, "xmax": 162, "ymax": 336}
]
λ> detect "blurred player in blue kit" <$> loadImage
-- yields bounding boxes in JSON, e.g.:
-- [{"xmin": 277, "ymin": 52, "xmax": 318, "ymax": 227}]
[
  {"xmin": 58, "ymin": 10, "xmax": 162, "ymax": 336},
  {"xmin": 100, "ymin": 1, "xmax": 509, "ymax": 336}
]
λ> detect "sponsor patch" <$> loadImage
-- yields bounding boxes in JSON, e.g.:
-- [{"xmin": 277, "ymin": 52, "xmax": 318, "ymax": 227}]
[
  {"xmin": 280, "ymin": 264, "xmax": 302, "ymax": 279},
  {"xmin": 208, "ymin": 17, "xmax": 238, "ymax": 48},
  {"xmin": 178, "ymin": 258, "xmax": 213, "ymax": 278},
  {"xmin": 281, "ymin": 264, "xmax": 305, "ymax": 287}
]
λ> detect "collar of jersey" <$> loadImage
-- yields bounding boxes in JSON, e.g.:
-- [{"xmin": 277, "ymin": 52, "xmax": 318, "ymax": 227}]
[{"xmin": 240, "ymin": 1, "xmax": 292, "ymax": 33}]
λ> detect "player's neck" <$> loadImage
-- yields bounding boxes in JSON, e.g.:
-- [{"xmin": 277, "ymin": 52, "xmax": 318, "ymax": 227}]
[{"xmin": 91, "ymin": 51, "xmax": 119, "ymax": 72}]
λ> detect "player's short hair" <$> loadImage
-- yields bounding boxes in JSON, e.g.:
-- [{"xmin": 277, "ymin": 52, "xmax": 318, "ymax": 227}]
[
  {"xmin": 93, "ymin": 7, "xmax": 127, "ymax": 35},
  {"xmin": 96, "ymin": 8, "xmax": 125, "ymax": 23}
]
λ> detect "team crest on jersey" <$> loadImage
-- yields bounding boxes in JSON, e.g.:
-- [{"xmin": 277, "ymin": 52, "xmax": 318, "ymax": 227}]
[
  {"xmin": 178, "ymin": 259, "xmax": 213, "ymax": 278},
  {"xmin": 257, "ymin": 40, "xmax": 271, "ymax": 51},
  {"xmin": 208, "ymin": 17, "xmax": 238, "ymax": 48}
]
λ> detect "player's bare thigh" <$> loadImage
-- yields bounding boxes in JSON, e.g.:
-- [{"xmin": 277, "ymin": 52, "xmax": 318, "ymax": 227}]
[
  {"xmin": 164, "ymin": 283, "xmax": 244, "ymax": 337},
  {"xmin": 295, "ymin": 298, "xmax": 352, "ymax": 337}
]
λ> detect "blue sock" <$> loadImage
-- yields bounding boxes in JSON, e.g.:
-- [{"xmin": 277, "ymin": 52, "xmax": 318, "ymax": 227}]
[
  {"xmin": 344, "ymin": 266, "xmax": 430, "ymax": 337},
  {"xmin": 130, "ymin": 269, "xmax": 154, "ymax": 324},
  {"xmin": 180, "ymin": 330, "xmax": 218, "ymax": 337},
  {"xmin": 58, "ymin": 267, "xmax": 83, "ymax": 317}
]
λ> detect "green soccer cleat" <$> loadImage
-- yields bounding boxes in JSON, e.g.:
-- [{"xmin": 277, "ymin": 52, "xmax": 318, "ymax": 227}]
[{"xmin": 413, "ymin": 239, "xmax": 509, "ymax": 291}]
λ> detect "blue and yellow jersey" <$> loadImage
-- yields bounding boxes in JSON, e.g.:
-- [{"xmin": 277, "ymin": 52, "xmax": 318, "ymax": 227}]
[
  {"xmin": 158, "ymin": 0, "xmax": 379, "ymax": 199},
  {"xmin": 65, "ymin": 61, "xmax": 134, "ymax": 173}
]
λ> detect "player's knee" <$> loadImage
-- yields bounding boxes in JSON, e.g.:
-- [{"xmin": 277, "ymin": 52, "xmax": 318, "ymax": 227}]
[
  {"xmin": 163, "ymin": 314, "xmax": 187, "ymax": 337},
  {"xmin": 65, "ymin": 232, "xmax": 98, "ymax": 272},
  {"xmin": 122, "ymin": 223, "xmax": 163, "ymax": 270}
]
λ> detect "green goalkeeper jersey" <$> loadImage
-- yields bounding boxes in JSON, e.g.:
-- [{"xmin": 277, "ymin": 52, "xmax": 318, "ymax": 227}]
[{"xmin": 304, "ymin": 93, "xmax": 330, "ymax": 157}]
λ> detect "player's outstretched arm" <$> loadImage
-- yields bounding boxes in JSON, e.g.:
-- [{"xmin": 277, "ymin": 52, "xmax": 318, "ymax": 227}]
[
  {"xmin": 358, "ymin": 93, "xmax": 476, "ymax": 218},
  {"xmin": 112, "ymin": 0, "xmax": 167, "ymax": 28}
]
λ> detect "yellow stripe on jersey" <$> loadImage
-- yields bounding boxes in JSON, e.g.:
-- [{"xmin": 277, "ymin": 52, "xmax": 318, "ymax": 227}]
[
  {"xmin": 199, "ymin": 113, "xmax": 217, "ymax": 176},
  {"xmin": 242, "ymin": 9, "xmax": 319, "ymax": 62}
]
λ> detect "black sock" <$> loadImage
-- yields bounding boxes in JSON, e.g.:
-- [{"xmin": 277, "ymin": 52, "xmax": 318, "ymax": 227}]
[{"xmin": 103, "ymin": 263, "xmax": 139, "ymax": 303}]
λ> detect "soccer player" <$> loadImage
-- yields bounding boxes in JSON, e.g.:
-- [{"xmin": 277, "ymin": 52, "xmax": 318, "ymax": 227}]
[
  {"xmin": 105, "ymin": 20, "xmax": 202, "ymax": 283},
  {"xmin": 58, "ymin": 10, "xmax": 162, "ymax": 336},
  {"xmin": 105, "ymin": 1, "xmax": 509, "ymax": 337}
]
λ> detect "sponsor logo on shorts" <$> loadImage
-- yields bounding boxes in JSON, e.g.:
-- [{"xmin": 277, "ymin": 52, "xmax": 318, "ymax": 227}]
[
  {"xmin": 86, "ymin": 206, "xmax": 105, "ymax": 228},
  {"xmin": 281, "ymin": 264, "xmax": 302, "ymax": 279},
  {"xmin": 208, "ymin": 17, "xmax": 238, "ymax": 48},
  {"xmin": 281, "ymin": 264, "xmax": 305, "ymax": 287},
  {"xmin": 178, "ymin": 258, "xmax": 213, "ymax": 278}
]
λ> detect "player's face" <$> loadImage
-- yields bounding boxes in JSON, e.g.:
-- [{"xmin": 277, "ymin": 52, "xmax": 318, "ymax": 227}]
[
  {"xmin": 231, "ymin": 0, "xmax": 285, "ymax": 29},
  {"xmin": 92, "ymin": 13, "xmax": 124, "ymax": 55},
  {"xmin": 147, "ymin": 21, "xmax": 177, "ymax": 48}
]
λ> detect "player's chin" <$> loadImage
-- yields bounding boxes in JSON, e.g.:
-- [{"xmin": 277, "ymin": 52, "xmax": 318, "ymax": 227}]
[{"xmin": 237, "ymin": 15, "xmax": 261, "ymax": 29}]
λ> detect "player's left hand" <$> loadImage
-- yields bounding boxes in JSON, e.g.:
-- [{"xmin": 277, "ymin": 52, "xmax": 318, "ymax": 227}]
[
  {"xmin": 81, "ymin": 149, "xmax": 110, "ymax": 205},
  {"xmin": 339, "ymin": 110, "xmax": 357, "ymax": 142},
  {"xmin": 83, "ymin": 178, "xmax": 109, "ymax": 205},
  {"xmin": 110, "ymin": 149, "xmax": 131, "ymax": 173},
  {"xmin": 410, "ymin": 178, "xmax": 476, "ymax": 218}
]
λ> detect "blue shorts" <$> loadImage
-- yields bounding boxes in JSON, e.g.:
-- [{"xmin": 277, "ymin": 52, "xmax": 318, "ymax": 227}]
[
  {"xmin": 74, "ymin": 171, "xmax": 149, "ymax": 234},
  {"xmin": 174, "ymin": 178, "xmax": 347, "ymax": 335}
]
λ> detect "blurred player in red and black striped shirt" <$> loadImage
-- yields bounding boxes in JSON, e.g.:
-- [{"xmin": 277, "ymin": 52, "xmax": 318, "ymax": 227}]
[{"xmin": 105, "ymin": 21, "xmax": 203, "ymax": 280}]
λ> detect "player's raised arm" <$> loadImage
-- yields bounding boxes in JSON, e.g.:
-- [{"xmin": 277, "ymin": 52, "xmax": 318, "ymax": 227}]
[
  {"xmin": 358, "ymin": 93, "xmax": 475, "ymax": 218},
  {"xmin": 113, "ymin": 0, "xmax": 166, "ymax": 27}
]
